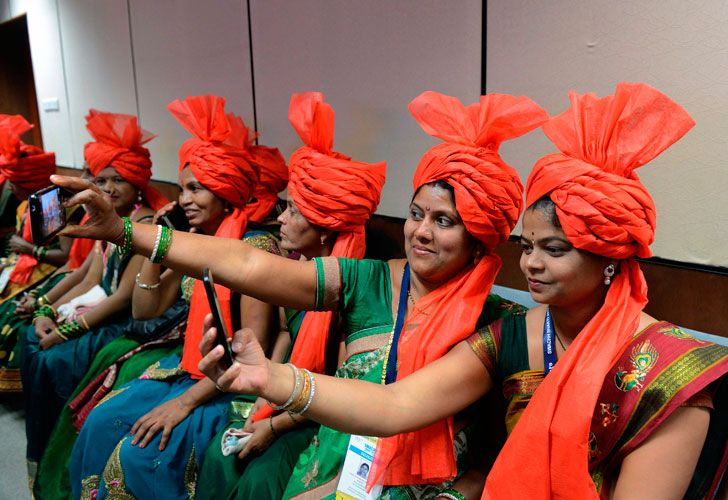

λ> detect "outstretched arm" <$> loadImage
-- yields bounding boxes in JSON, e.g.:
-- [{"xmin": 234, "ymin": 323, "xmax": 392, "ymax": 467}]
[
  {"xmin": 54, "ymin": 175, "xmax": 319, "ymax": 311},
  {"xmin": 199, "ymin": 321, "xmax": 494, "ymax": 437}
]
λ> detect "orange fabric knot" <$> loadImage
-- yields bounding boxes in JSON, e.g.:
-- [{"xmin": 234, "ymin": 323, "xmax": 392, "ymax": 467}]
[
  {"xmin": 0, "ymin": 114, "xmax": 55, "ymax": 191},
  {"xmin": 84, "ymin": 109, "xmax": 167, "ymax": 210}
]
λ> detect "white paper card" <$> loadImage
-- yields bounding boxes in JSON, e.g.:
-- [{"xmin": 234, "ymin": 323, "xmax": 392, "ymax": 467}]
[{"xmin": 335, "ymin": 434, "xmax": 382, "ymax": 500}]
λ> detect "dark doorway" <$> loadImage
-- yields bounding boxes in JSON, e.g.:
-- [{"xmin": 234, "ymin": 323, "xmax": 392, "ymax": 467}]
[{"xmin": 0, "ymin": 14, "xmax": 42, "ymax": 147}]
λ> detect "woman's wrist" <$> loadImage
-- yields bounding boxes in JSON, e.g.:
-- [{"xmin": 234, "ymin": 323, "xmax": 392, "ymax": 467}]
[{"xmin": 262, "ymin": 361, "xmax": 295, "ymax": 404}]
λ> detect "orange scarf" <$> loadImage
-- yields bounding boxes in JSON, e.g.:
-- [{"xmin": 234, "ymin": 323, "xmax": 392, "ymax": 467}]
[
  {"xmin": 369, "ymin": 91, "xmax": 547, "ymax": 487},
  {"xmin": 253, "ymin": 92, "xmax": 386, "ymax": 423},
  {"xmin": 484, "ymin": 83, "xmax": 695, "ymax": 499},
  {"xmin": 168, "ymin": 95, "xmax": 262, "ymax": 379}
]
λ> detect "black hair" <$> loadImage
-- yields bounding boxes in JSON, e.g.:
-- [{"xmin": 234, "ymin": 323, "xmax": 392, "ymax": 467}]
[{"xmin": 526, "ymin": 195, "xmax": 561, "ymax": 227}]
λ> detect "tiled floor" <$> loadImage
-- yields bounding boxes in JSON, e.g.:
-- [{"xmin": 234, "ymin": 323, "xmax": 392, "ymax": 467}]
[{"xmin": 0, "ymin": 395, "xmax": 31, "ymax": 500}]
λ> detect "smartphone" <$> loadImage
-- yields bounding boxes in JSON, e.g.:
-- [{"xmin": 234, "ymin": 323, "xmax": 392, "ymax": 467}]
[
  {"xmin": 202, "ymin": 268, "xmax": 235, "ymax": 367},
  {"xmin": 159, "ymin": 203, "xmax": 191, "ymax": 232},
  {"xmin": 28, "ymin": 185, "xmax": 68, "ymax": 245}
]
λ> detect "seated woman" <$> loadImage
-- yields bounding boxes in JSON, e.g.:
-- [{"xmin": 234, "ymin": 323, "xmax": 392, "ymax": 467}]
[
  {"xmin": 33, "ymin": 104, "xmax": 288, "ymax": 500},
  {"xmin": 55, "ymin": 90, "xmax": 546, "ymax": 498},
  {"xmin": 68, "ymin": 95, "xmax": 285, "ymax": 499},
  {"xmin": 0, "ymin": 115, "xmax": 77, "ymax": 393},
  {"xmin": 196, "ymin": 92, "xmax": 386, "ymax": 500},
  {"xmin": 198, "ymin": 84, "xmax": 728, "ymax": 499},
  {"xmin": 20, "ymin": 109, "xmax": 168, "ymax": 480}
]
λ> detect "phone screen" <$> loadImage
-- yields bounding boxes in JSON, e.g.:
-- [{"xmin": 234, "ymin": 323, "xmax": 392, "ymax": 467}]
[
  {"xmin": 29, "ymin": 186, "xmax": 67, "ymax": 245},
  {"xmin": 202, "ymin": 268, "xmax": 235, "ymax": 367}
]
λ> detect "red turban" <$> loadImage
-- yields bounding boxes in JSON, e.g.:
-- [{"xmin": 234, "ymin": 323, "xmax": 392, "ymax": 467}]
[
  {"xmin": 222, "ymin": 114, "xmax": 288, "ymax": 223},
  {"xmin": 368, "ymin": 91, "xmax": 548, "ymax": 488},
  {"xmin": 0, "ymin": 114, "xmax": 55, "ymax": 191},
  {"xmin": 167, "ymin": 95, "xmax": 261, "ymax": 379},
  {"xmin": 484, "ymin": 83, "xmax": 695, "ymax": 499},
  {"xmin": 0, "ymin": 115, "xmax": 57, "ymax": 284},
  {"xmin": 84, "ymin": 110, "xmax": 168, "ymax": 210},
  {"xmin": 252, "ymin": 92, "xmax": 386, "ymax": 424}
]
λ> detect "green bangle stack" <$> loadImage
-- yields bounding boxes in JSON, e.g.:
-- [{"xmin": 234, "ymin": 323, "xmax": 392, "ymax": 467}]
[
  {"xmin": 32, "ymin": 246, "xmax": 48, "ymax": 261},
  {"xmin": 439, "ymin": 488, "xmax": 466, "ymax": 500},
  {"xmin": 56, "ymin": 320, "xmax": 87, "ymax": 340},
  {"xmin": 150, "ymin": 225, "xmax": 173, "ymax": 264},
  {"xmin": 33, "ymin": 304, "xmax": 57, "ymax": 321},
  {"xmin": 117, "ymin": 217, "xmax": 133, "ymax": 257}
]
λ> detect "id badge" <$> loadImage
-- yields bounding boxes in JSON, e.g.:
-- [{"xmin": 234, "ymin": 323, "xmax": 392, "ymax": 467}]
[{"xmin": 335, "ymin": 435, "xmax": 382, "ymax": 500}]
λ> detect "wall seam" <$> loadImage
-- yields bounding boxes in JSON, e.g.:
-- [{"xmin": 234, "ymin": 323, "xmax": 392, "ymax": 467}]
[
  {"xmin": 246, "ymin": 0, "xmax": 258, "ymax": 143},
  {"xmin": 54, "ymin": 0, "xmax": 76, "ymax": 166},
  {"xmin": 126, "ymin": 0, "xmax": 140, "ymax": 118}
]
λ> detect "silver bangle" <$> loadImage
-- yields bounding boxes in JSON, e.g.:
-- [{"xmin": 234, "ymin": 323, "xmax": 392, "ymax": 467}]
[
  {"xmin": 149, "ymin": 224, "xmax": 163, "ymax": 263},
  {"xmin": 135, "ymin": 272, "xmax": 161, "ymax": 290},
  {"xmin": 298, "ymin": 369, "xmax": 316, "ymax": 415},
  {"xmin": 268, "ymin": 363, "xmax": 300, "ymax": 411}
]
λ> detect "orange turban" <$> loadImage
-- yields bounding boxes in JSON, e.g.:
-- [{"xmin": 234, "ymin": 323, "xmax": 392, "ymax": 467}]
[
  {"xmin": 253, "ymin": 92, "xmax": 386, "ymax": 424},
  {"xmin": 484, "ymin": 83, "xmax": 695, "ymax": 499},
  {"xmin": 0, "ymin": 115, "xmax": 57, "ymax": 283},
  {"xmin": 167, "ymin": 95, "xmax": 262, "ymax": 379},
  {"xmin": 221, "ymin": 114, "xmax": 288, "ymax": 223},
  {"xmin": 369, "ymin": 91, "xmax": 548, "ymax": 488},
  {"xmin": 0, "ymin": 114, "xmax": 55, "ymax": 191},
  {"xmin": 84, "ymin": 109, "xmax": 168, "ymax": 210}
]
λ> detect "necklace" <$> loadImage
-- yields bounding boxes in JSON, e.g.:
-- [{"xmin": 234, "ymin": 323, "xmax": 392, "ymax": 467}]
[{"xmin": 407, "ymin": 287, "xmax": 416, "ymax": 306}]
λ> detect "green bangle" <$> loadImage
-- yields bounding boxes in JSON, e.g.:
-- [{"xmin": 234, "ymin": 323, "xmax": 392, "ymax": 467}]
[
  {"xmin": 151, "ymin": 226, "xmax": 172, "ymax": 264},
  {"xmin": 117, "ymin": 217, "xmax": 133, "ymax": 257},
  {"xmin": 57, "ymin": 320, "xmax": 87, "ymax": 340},
  {"xmin": 439, "ymin": 489, "xmax": 466, "ymax": 500},
  {"xmin": 33, "ymin": 304, "xmax": 57, "ymax": 320}
]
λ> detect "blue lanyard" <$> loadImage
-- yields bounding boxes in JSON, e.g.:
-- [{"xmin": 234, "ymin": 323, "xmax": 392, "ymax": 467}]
[
  {"xmin": 385, "ymin": 264, "xmax": 410, "ymax": 385},
  {"xmin": 542, "ymin": 307, "xmax": 557, "ymax": 375}
]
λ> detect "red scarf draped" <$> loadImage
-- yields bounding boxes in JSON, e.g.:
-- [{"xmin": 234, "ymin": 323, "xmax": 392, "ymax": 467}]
[
  {"xmin": 167, "ymin": 95, "xmax": 262, "ymax": 379},
  {"xmin": 369, "ymin": 91, "xmax": 547, "ymax": 487},
  {"xmin": 484, "ymin": 83, "xmax": 695, "ymax": 499},
  {"xmin": 84, "ymin": 109, "xmax": 168, "ymax": 210},
  {"xmin": 253, "ymin": 92, "xmax": 386, "ymax": 423}
]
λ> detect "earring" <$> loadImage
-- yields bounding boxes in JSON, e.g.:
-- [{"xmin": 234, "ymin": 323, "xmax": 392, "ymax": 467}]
[
  {"xmin": 603, "ymin": 263, "xmax": 616, "ymax": 285},
  {"xmin": 320, "ymin": 235, "xmax": 326, "ymax": 247},
  {"xmin": 137, "ymin": 191, "xmax": 142, "ymax": 202}
]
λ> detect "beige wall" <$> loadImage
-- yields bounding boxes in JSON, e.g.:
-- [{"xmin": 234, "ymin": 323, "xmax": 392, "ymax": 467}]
[{"xmin": 487, "ymin": 0, "xmax": 728, "ymax": 266}]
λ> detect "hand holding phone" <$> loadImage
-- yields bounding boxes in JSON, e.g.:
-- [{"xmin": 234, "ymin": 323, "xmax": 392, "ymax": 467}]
[
  {"xmin": 159, "ymin": 203, "xmax": 191, "ymax": 232},
  {"xmin": 202, "ymin": 268, "xmax": 235, "ymax": 367}
]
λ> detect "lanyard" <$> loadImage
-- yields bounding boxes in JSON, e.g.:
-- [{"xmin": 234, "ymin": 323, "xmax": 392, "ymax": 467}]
[
  {"xmin": 542, "ymin": 307, "xmax": 557, "ymax": 376},
  {"xmin": 385, "ymin": 264, "xmax": 410, "ymax": 385}
]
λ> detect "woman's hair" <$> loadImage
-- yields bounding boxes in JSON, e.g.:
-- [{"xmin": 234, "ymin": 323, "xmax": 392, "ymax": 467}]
[{"xmin": 527, "ymin": 195, "xmax": 561, "ymax": 227}]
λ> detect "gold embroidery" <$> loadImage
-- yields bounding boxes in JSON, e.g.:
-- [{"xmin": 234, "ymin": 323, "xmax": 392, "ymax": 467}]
[
  {"xmin": 615, "ymin": 340, "xmax": 659, "ymax": 392},
  {"xmin": 96, "ymin": 386, "xmax": 129, "ymax": 408},
  {"xmin": 599, "ymin": 402, "xmax": 619, "ymax": 427},
  {"xmin": 320, "ymin": 256, "xmax": 340, "ymax": 310},
  {"xmin": 101, "ymin": 438, "xmax": 135, "ymax": 499},
  {"xmin": 184, "ymin": 444, "xmax": 197, "ymax": 500},
  {"xmin": 139, "ymin": 360, "xmax": 185, "ymax": 381},
  {"xmin": 659, "ymin": 325, "xmax": 703, "ymax": 343},
  {"xmin": 79, "ymin": 474, "xmax": 101, "ymax": 500}
]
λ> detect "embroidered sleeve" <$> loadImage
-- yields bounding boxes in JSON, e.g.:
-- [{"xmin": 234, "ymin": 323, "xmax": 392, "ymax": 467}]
[
  {"xmin": 313, "ymin": 256, "xmax": 340, "ymax": 311},
  {"xmin": 467, "ymin": 324, "xmax": 499, "ymax": 379}
]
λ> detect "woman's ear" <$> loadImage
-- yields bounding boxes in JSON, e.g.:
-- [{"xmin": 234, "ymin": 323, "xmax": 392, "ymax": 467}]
[
  {"xmin": 319, "ymin": 229, "xmax": 334, "ymax": 247},
  {"xmin": 472, "ymin": 242, "xmax": 486, "ymax": 263}
]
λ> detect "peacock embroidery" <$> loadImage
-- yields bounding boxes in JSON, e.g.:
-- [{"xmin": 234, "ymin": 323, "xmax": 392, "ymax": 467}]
[{"xmin": 615, "ymin": 340, "xmax": 659, "ymax": 392}]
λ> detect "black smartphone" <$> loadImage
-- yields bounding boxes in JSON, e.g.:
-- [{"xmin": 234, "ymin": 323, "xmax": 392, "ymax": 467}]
[
  {"xmin": 28, "ymin": 186, "xmax": 68, "ymax": 245},
  {"xmin": 202, "ymin": 268, "xmax": 234, "ymax": 368},
  {"xmin": 159, "ymin": 203, "xmax": 191, "ymax": 232}
]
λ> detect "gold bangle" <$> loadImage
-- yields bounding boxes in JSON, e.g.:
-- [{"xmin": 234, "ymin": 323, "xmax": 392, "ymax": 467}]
[
  {"xmin": 286, "ymin": 368, "xmax": 311, "ymax": 414},
  {"xmin": 79, "ymin": 315, "xmax": 90, "ymax": 331},
  {"xmin": 54, "ymin": 328, "xmax": 68, "ymax": 341},
  {"xmin": 135, "ymin": 272, "xmax": 161, "ymax": 290}
]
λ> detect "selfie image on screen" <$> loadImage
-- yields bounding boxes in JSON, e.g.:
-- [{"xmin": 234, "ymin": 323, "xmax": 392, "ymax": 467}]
[{"xmin": 40, "ymin": 189, "xmax": 62, "ymax": 239}]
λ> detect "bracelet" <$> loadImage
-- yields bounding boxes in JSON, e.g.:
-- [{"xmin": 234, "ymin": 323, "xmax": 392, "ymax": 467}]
[
  {"xmin": 438, "ymin": 489, "xmax": 466, "ymax": 500},
  {"xmin": 268, "ymin": 414, "xmax": 279, "ymax": 439},
  {"xmin": 36, "ymin": 294, "xmax": 50, "ymax": 307},
  {"xmin": 78, "ymin": 315, "xmax": 91, "ymax": 331},
  {"xmin": 56, "ymin": 320, "xmax": 87, "ymax": 340},
  {"xmin": 117, "ymin": 217, "xmax": 133, "ymax": 258},
  {"xmin": 299, "ymin": 369, "xmax": 316, "ymax": 415},
  {"xmin": 37, "ymin": 247, "xmax": 47, "ymax": 261},
  {"xmin": 287, "ymin": 410, "xmax": 299, "ymax": 424},
  {"xmin": 286, "ymin": 368, "xmax": 311, "ymax": 414},
  {"xmin": 268, "ymin": 364, "xmax": 301, "ymax": 411},
  {"xmin": 33, "ymin": 304, "xmax": 57, "ymax": 321},
  {"xmin": 150, "ymin": 226, "xmax": 172, "ymax": 264},
  {"xmin": 135, "ymin": 272, "xmax": 161, "ymax": 290},
  {"xmin": 54, "ymin": 328, "xmax": 69, "ymax": 341}
]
